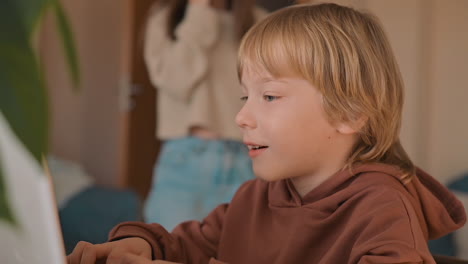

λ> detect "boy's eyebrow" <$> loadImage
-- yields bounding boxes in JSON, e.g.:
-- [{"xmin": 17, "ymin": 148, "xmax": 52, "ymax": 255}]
[
  {"xmin": 239, "ymin": 76, "xmax": 288, "ymax": 89},
  {"xmin": 243, "ymin": 77, "xmax": 287, "ymax": 85},
  {"xmin": 260, "ymin": 76, "xmax": 290, "ymax": 85}
]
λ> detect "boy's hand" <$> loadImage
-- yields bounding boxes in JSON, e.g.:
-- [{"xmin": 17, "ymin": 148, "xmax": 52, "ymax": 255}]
[
  {"xmin": 120, "ymin": 254, "xmax": 181, "ymax": 264},
  {"xmin": 67, "ymin": 238, "xmax": 152, "ymax": 264}
]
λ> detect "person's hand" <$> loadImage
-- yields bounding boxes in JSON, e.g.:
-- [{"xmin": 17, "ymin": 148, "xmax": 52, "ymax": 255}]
[
  {"xmin": 189, "ymin": 0, "xmax": 210, "ymax": 6},
  {"xmin": 119, "ymin": 254, "xmax": 181, "ymax": 264},
  {"xmin": 67, "ymin": 238, "xmax": 152, "ymax": 264}
]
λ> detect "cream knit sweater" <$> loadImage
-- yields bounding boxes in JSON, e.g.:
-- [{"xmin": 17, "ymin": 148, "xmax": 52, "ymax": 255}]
[{"xmin": 144, "ymin": 4, "xmax": 266, "ymax": 141}]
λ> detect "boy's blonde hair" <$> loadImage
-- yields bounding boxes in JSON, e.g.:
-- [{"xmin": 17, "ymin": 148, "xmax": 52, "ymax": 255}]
[{"xmin": 238, "ymin": 3, "xmax": 415, "ymax": 180}]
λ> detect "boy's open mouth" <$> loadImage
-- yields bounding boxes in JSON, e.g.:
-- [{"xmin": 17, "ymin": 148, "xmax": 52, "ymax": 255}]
[
  {"xmin": 248, "ymin": 145, "xmax": 268, "ymax": 150},
  {"xmin": 247, "ymin": 144, "xmax": 268, "ymax": 158}
]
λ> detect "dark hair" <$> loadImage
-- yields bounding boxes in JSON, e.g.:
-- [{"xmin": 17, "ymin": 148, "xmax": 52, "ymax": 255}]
[{"xmin": 149, "ymin": 0, "xmax": 255, "ymax": 40}]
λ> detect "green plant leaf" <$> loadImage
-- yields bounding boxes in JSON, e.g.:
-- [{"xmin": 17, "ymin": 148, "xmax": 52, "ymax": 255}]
[
  {"xmin": 17, "ymin": 0, "xmax": 81, "ymax": 89},
  {"xmin": 0, "ymin": 0, "xmax": 49, "ymax": 225},
  {"xmin": 0, "ymin": 158, "xmax": 17, "ymax": 225},
  {"xmin": 0, "ymin": 0, "xmax": 79, "ymax": 225},
  {"xmin": 0, "ymin": 0, "xmax": 48, "ymax": 164},
  {"xmin": 51, "ymin": 0, "xmax": 80, "ymax": 88}
]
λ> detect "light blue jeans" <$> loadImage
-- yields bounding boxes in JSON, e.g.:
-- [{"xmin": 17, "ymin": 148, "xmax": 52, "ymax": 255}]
[{"xmin": 143, "ymin": 137, "xmax": 254, "ymax": 231}]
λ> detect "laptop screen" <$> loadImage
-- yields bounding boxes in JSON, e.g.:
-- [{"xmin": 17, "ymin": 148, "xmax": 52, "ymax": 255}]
[{"xmin": 0, "ymin": 113, "xmax": 66, "ymax": 264}]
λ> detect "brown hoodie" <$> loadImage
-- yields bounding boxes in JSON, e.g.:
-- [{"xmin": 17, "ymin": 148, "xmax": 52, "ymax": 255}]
[{"xmin": 109, "ymin": 163, "xmax": 466, "ymax": 264}]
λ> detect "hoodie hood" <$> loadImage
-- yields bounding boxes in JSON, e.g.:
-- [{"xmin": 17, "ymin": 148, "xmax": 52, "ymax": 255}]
[
  {"xmin": 395, "ymin": 166, "xmax": 466, "ymax": 239},
  {"xmin": 269, "ymin": 163, "xmax": 466, "ymax": 240}
]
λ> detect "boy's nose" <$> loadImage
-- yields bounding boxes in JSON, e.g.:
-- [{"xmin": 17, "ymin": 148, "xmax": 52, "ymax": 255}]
[{"xmin": 235, "ymin": 104, "xmax": 256, "ymax": 130}]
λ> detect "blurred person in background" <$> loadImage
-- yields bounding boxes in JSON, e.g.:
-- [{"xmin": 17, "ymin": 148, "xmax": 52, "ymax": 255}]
[{"xmin": 142, "ymin": 0, "xmax": 267, "ymax": 230}]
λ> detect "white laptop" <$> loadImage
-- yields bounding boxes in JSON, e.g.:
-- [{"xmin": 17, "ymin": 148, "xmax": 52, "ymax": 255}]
[{"xmin": 0, "ymin": 113, "xmax": 66, "ymax": 264}]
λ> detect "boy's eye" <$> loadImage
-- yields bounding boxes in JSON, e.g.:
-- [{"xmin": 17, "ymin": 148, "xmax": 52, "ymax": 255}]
[
  {"xmin": 240, "ymin": 96, "xmax": 248, "ymax": 101},
  {"xmin": 264, "ymin": 95, "xmax": 278, "ymax": 102}
]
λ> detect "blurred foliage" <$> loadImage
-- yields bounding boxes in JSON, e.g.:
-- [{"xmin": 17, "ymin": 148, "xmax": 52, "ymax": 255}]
[{"xmin": 0, "ymin": 0, "xmax": 79, "ymax": 224}]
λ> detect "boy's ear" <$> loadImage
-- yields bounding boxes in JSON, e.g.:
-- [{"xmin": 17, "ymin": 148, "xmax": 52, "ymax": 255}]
[{"xmin": 336, "ymin": 116, "xmax": 368, "ymax": 135}]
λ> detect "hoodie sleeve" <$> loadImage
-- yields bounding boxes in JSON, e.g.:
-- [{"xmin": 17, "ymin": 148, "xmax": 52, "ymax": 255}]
[
  {"xmin": 108, "ymin": 204, "xmax": 228, "ymax": 263},
  {"xmin": 144, "ymin": 4, "xmax": 220, "ymax": 102},
  {"xmin": 351, "ymin": 187, "xmax": 436, "ymax": 264}
]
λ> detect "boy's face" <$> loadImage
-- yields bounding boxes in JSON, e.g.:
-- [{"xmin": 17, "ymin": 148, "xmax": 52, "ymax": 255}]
[{"xmin": 236, "ymin": 68, "xmax": 354, "ymax": 183}]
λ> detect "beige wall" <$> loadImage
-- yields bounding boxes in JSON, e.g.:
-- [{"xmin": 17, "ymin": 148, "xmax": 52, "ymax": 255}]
[
  {"xmin": 40, "ymin": 0, "xmax": 127, "ymax": 185},
  {"xmin": 41, "ymin": 0, "xmax": 468, "ymax": 185},
  {"xmin": 427, "ymin": 0, "xmax": 468, "ymax": 183}
]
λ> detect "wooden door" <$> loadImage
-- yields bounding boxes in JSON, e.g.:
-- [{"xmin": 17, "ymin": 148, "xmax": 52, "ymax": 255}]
[{"xmin": 119, "ymin": 0, "xmax": 159, "ymax": 199}]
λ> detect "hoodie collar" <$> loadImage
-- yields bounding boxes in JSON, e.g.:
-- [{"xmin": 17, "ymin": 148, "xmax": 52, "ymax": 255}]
[
  {"xmin": 268, "ymin": 163, "xmax": 402, "ymax": 207},
  {"xmin": 267, "ymin": 163, "xmax": 466, "ymax": 239}
]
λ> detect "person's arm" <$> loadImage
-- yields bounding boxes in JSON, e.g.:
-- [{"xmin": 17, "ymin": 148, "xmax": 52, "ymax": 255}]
[
  {"xmin": 352, "ymin": 188, "xmax": 435, "ymax": 264},
  {"xmin": 109, "ymin": 204, "xmax": 229, "ymax": 263},
  {"xmin": 144, "ymin": 2, "xmax": 220, "ymax": 103}
]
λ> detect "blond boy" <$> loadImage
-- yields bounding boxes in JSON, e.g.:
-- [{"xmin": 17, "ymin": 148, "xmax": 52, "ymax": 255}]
[{"xmin": 68, "ymin": 4, "xmax": 465, "ymax": 264}]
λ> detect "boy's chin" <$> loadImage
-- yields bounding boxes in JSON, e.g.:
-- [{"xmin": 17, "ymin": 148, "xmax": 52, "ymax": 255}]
[{"xmin": 254, "ymin": 168, "xmax": 286, "ymax": 182}]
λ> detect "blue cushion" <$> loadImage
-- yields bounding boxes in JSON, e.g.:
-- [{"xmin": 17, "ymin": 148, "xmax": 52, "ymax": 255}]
[
  {"xmin": 429, "ymin": 233, "xmax": 456, "ymax": 256},
  {"xmin": 428, "ymin": 172, "xmax": 468, "ymax": 257},
  {"xmin": 448, "ymin": 173, "xmax": 468, "ymax": 193},
  {"xmin": 59, "ymin": 186, "xmax": 141, "ymax": 254}
]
